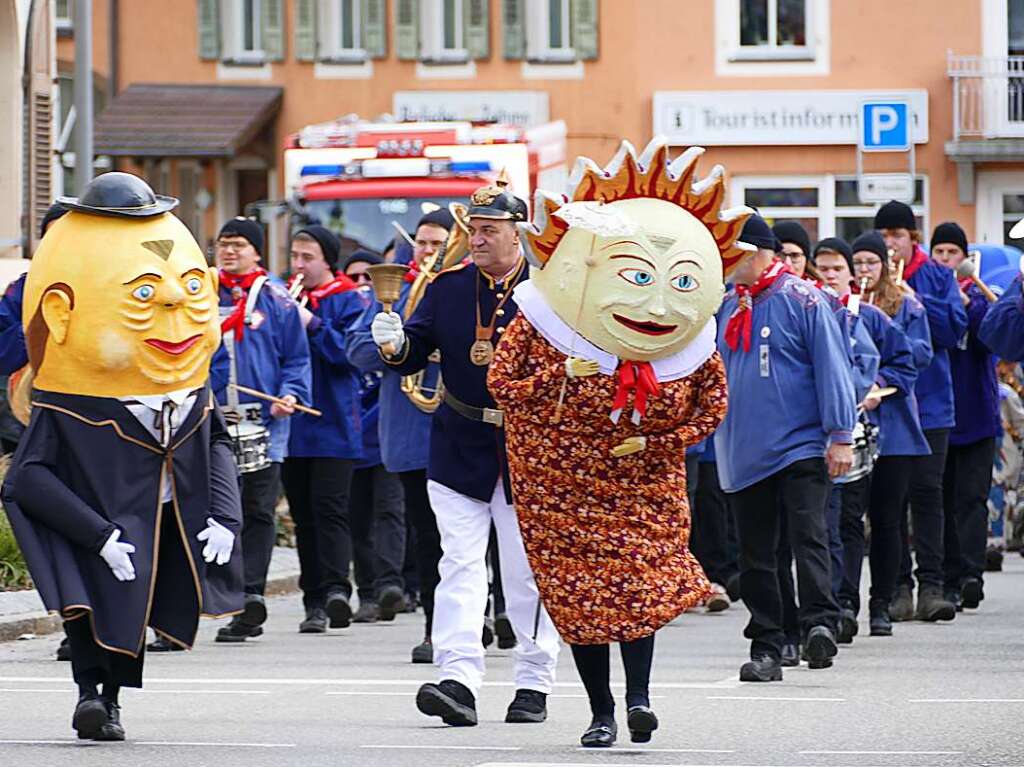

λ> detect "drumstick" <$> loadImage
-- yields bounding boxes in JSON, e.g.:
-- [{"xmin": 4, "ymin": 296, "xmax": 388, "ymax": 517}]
[
  {"xmin": 229, "ymin": 384, "xmax": 322, "ymax": 417},
  {"xmin": 863, "ymin": 386, "xmax": 898, "ymax": 401}
]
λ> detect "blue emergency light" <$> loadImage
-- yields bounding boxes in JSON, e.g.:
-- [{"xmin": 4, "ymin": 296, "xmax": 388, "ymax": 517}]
[
  {"xmin": 300, "ymin": 164, "xmax": 345, "ymax": 176},
  {"xmin": 449, "ymin": 160, "xmax": 492, "ymax": 173}
]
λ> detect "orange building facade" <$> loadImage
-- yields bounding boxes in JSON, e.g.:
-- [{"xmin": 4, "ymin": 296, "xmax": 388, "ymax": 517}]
[{"xmin": 52, "ymin": 0, "xmax": 1024, "ymax": 272}]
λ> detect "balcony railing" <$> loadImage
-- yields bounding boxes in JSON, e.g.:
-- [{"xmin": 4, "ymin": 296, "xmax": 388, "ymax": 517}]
[{"xmin": 949, "ymin": 52, "xmax": 1024, "ymax": 140}]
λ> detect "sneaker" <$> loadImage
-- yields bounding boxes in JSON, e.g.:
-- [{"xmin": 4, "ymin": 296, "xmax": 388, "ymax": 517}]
[
  {"xmin": 836, "ymin": 608, "xmax": 858, "ymax": 644},
  {"xmin": 416, "ymin": 680, "xmax": 477, "ymax": 726},
  {"xmin": 215, "ymin": 617, "xmax": 263, "ymax": 643},
  {"xmin": 352, "ymin": 601, "xmax": 379, "ymax": 624},
  {"xmin": 411, "ymin": 637, "xmax": 433, "ymax": 664},
  {"xmin": 804, "ymin": 625, "xmax": 838, "ymax": 670},
  {"xmin": 915, "ymin": 584, "xmax": 956, "ymax": 622},
  {"xmin": 890, "ymin": 584, "xmax": 914, "ymax": 622},
  {"xmin": 739, "ymin": 654, "xmax": 782, "ymax": 682},
  {"xmin": 961, "ymin": 577, "xmax": 983, "ymax": 609},
  {"xmin": 626, "ymin": 705, "xmax": 659, "ymax": 743},
  {"xmin": 147, "ymin": 635, "xmax": 186, "ymax": 652},
  {"xmin": 378, "ymin": 585, "xmax": 407, "ymax": 622},
  {"xmin": 869, "ymin": 600, "xmax": 892, "ymax": 636},
  {"xmin": 505, "ymin": 689, "xmax": 547, "ymax": 723},
  {"xmin": 705, "ymin": 584, "xmax": 731, "ymax": 613},
  {"xmin": 299, "ymin": 607, "xmax": 328, "ymax": 633},
  {"xmin": 326, "ymin": 591, "xmax": 353, "ymax": 628},
  {"xmin": 495, "ymin": 612, "xmax": 517, "ymax": 649}
]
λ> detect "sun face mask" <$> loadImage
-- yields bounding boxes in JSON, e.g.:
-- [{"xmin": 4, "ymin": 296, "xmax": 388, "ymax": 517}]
[
  {"xmin": 24, "ymin": 211, "xmax": 222, "ymax": 397},
  {"xmin": 521, "ymin": 140, "xmax": 752, "ymax": 363}
]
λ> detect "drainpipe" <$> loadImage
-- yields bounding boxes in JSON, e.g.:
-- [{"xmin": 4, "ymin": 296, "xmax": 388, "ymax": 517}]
[{"xmin": 73, "ymin": 0, "xmax": 93, "ymax": 193}]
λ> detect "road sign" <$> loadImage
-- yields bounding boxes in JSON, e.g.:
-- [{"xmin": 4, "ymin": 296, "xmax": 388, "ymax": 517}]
[
  {"xmin": 860, "ymin": 101, "xmax": 911, "ymax": 152},
  {"xmin": 857, "ymin": 173, "xmax": 915, "ymax": 204}
]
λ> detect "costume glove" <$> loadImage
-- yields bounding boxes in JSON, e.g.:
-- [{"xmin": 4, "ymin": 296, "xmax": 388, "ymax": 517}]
[
  {"xmin": 371, "ymin": 311, "xmax": 405, "ymax": 351},
  {"xmin": 611, "ymin": 435, "xmax": 647, "ymax": 458},
  {"xmin": 99, "ymin": 530, "xmax": 136, "ymax": 582},
  {"xmin": 197, "ymin": 517, "xmax": 234, "ymax": 565},
  {"xmin": 565, "ymin": 357, "xmax": 600, "ymax": 378}
]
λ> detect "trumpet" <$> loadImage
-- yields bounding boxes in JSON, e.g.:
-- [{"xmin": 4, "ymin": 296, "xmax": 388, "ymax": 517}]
[{"xmin": 287, "ymin": 273, "xmax": 309, "ymax": 308}]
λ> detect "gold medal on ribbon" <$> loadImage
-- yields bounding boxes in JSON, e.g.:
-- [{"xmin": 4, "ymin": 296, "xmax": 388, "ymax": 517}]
[{"xmin": 469, "ymin": 339, "xmax": 495, "ymax": 366}]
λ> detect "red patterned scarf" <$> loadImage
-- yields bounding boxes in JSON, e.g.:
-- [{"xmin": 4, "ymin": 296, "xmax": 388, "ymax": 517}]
[
  {"xmin": 610, "ymin": 361, "xmax": 661, "ymax": 425},
  {"xmin": 724, "ymin": 260, "xmax": 791, "ymax": 352},
  {"xmin": 219, "ymin": 268, "xmax": 267, "ymax": 342}
]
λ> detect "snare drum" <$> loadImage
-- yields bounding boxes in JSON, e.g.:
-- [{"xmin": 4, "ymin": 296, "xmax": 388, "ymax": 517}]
[
  {"xmin": 229, "ymin": 421, "xmax": 271, "ymax": 474},
  {"xmin": 839, "ymin": 415, "xmax": 879, "ymax": 484}
]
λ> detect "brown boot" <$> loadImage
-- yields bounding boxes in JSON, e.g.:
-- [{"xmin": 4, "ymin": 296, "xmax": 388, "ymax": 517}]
[{"xmin": 915, "ymin": 584, "xmax": 956, "ymax": 622}]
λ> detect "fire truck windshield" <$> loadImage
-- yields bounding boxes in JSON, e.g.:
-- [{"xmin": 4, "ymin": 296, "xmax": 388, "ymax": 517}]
[{"xmin": 301, "ymin": 197, "xmax": 465, "ymax": 255}]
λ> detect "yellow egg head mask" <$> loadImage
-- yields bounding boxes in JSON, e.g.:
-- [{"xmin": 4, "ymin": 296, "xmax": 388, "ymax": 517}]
[
  {"xmin": 24, "ymin": 201, "xmax": 221, "ymax": 397},
  {"xmin": 521, "ymin": 140, "xmax": 753, "ymax": 362}
]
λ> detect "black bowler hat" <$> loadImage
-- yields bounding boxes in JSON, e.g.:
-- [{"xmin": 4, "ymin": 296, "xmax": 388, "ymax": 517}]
[
  {"xmin": 57, "ymin": 172, "xmax": 178, "ymax": 219},
  {"xmin": 466, "ymin": 172, "xmax": 528, "ymax": 222}
]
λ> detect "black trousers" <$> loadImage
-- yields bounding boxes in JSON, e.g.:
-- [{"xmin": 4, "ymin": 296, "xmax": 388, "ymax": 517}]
[
  {"xmin": 239, "ymin": 462, "xmax": 282, "ymax": 596},
  {"xmin": 350, "ymin": 464, "xmax": 406, "ymax": 599},
  {"xmin": 730, "ymin": 458, "xmax": 838, "ymax": 659},
  {"xmin": 836, "ymin": 475, "xmax": 872, "ymax": 613},
  {"xmin": 570, "ymin": 633, "xmax": 656, "ymax": 717},
  {"xmin": 66, "ymin": 616, "xmax": 144, "ymax": 693},
  {"xmin": 399, "ymin": 469, "xmax": 441, "ymax": 633},
  {"xmin": 899, "ymin": 429, "xmax": 950, "ymax": 589},
  {"xmin": 281, "ymin": 457, "xmax": 355, "ymax": 607},
  {"xmin": 865, "ymin": 455, "xmax": 913, "ymax": 606},
  {"xmin": 691, "ymin": 461, "xmax": 739, "ymax": 586},
  {"xmin": 943, "ymin": 437, "xmax": 997, "ymax": 588}
]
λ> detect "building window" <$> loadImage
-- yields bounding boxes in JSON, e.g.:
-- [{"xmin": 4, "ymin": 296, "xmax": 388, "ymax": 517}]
[
  {"xmin": 739, "ymin": 0, "xmax": 808, "ymax": 53},
  {"xmin": 320, "ymin": 0, "xmax": 365, "ymax": 61},
  {"xmin": 224, "ymin": 0, "xmax": 265, "ymax": 62},
  {"xmin": 421, "ymin": 0, "xmax": 468, "ymax": 62},
  {"xmin": 730, "ymin": 175, "xmax": 928, "ymax": 244},
  {"xmin": 715, "ymin": 0, "xmax": 828, "ymax": 76},
  {"xmin": 56, "ymin": 0, "xmax": 74, "ymax": 34},
  {"xmin": 525, "ymin": 0, "xmax": 575, "ymax": 62}
]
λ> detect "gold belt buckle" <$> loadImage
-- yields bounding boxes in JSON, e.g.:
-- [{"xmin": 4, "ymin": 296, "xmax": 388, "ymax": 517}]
[{"xmin": 482, "ymin": 407, "xmax": 504, "ymax": 427}]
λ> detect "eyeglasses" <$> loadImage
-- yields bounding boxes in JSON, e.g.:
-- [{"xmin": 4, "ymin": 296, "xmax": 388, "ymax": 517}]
[
  {"xmin": 216, "ymin": 239, "xmax": 249, "ymax": 252},
  {"xmin": 350, "ymin": 272, "xmax": 373, "ymax": 284},
  {"xmin": 852, "ymin": 259, "xmax": 882, "ymax": 269}
]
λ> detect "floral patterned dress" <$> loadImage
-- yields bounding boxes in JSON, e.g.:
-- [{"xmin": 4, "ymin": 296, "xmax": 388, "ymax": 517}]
[{"xmin": 488, "ymin": 314, "xmax": 728, "ymax": 645}]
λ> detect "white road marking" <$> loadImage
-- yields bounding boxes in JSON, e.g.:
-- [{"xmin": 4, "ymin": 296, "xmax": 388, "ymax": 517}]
[
  {"xmin": 0, "ymin": 676, "xmax": 735, "ymax": 689},
  {"xmin": 909, "ymin": 698, "xmax": 1024, "ymax": 703},
  {"xmin": 0, "ymin": 687, "xmax": 269, "ymax": 695},
  {"xmin": 0, "ymin": 740, "xmax": 295, "ymax": 748},
  {"xmin": 0, "ymin": 688, "xmax": 68, "ymax": 693},
  {"xmin": 707, "ymin": 695, "xmax": 845, "ymax": 702},
  {"xmin": 576, "ymin": 747, "xmax": 736, "ymax": 754},
  {"xmin": 362, "ymin": 744, "xmax": 521, "ymax": 751},
  {"xmin": 325, "ymin": 691, "xmax": 662, "ymax": 700},
  {"xmin": 801, "ymin": 750, "xmax": 964, "ymax": 755}
]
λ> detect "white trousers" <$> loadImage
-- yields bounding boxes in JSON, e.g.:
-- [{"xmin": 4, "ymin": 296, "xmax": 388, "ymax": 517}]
[{"xmin": 427, "ymin": 480, "xmax": 560, "ymax": 698}]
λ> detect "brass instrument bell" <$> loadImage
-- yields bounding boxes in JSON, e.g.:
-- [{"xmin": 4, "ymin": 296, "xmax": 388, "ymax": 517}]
[{"xmin": 366, "ymin": 263, "xmax": 410, "ymax": 355}]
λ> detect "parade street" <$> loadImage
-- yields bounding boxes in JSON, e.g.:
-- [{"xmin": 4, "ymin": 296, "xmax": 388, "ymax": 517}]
[{"xmin": 0, "ymin": 558, "xmax": 1021, "ymax": 767}]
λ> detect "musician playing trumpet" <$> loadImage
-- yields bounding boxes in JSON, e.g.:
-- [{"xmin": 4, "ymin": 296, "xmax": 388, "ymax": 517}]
[{"xmin": 928, "ymin": 222, "xmax": 1001, "ymax": 612}]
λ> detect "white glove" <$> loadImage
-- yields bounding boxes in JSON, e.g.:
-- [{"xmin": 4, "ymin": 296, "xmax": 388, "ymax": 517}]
[
  {"xmin": 371, "ymin": 311, "xmax": 405, "ymax": 351},
  {"xmin": 99, "ymin": 530, "xmax": 136, "ymax": 582},
  {"xmin": 196, "ymin": 517, "xmax": 234, "ymax": 565},
  {"xmin": 297, "ymin": 305, "xmax": 314, "ymax": 329}
]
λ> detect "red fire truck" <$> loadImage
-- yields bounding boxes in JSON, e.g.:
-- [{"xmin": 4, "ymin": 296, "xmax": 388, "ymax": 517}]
[{"xmin": 283, "ymin": 117, "xmax": 568, "ymax": 255}]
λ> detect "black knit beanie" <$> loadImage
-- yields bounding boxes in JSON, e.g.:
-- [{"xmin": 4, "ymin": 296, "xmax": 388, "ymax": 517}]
[
  {"xmin": 813, "ymin": 237, "xmax": 853, "ymax": 271},
  {"xmin": 873, "ymin": 200, "xmax": 916, "ymax": 231},
  {"xmin": 930, "ymin": 221, "xmax": 969, "ymax": 255},
  {"xmin": 295, "ymin": 225, "xmax": 342, "ymax": 270},
  {"xmin": 772, "ymin": 221, "xmax": 811, "ymax": 257},
  {"xmin": 852, "ymin": 231, "xmax": 889, "ymax": 262},
  {"xmin": 218, "ymin": 217, "xmax": 265, "ymax": 257}
]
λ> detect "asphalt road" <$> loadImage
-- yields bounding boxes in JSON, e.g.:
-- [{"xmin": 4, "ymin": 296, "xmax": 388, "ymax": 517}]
[{"xmin": 1, "ymin": 556, "xmax": 1023, "ymax": 767}]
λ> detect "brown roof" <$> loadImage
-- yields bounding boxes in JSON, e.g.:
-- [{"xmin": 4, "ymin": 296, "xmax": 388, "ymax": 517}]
[{"xmin": 94, "ymin": 84, "xmax": 283, "ymax": 158}]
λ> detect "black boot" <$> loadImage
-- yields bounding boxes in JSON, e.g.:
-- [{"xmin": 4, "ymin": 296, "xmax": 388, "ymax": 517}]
[
  {"xmin": 580, "ymin": 714, "xmax": 617, "ymax": 748},
  {"xmin": 55, "ymin": 636, "xmax": 71, "ymax": 662},
  {"xmin": 72, "ymin": 694, "xmax": 108, "ymax": 739},
  {"xmin": 215, "ymin": 616, "xmax": 263, "ymax": 643},
  {"xmin": 411, "ymin": 636, "xmax": 433, "ymax": 664},
  {"xmin": 495, "ymin": 612, "xmax": 517, "ymax": 649},
  {"xmin": 739, "ymin": 654, "xmax": 782, "ymax": 682},
  {"xmin": 868, "ymin": 600, "xmax": 892, "ymax": 636},
  {"xmin": 915, "ymin": 584, "xmax": 956, "ymax": 622},
  {"xmin": 326, "ymin": 591, "xmax": 352, "ymax": 628},
  {"xmin": 147, "ymin": 635, "xmax": 185, "ymax": 652},
  {"xmin": 416, "ymin": 680, "xmax": 477, "ymax": 726},
  {"xmin": 961, "ymin": 577, "xmax": 983, "ymax": 609},
  {"xmin": 377, "ymin": 585, "xmax": 407, "ymax": 622},
  {"xmin": 241, "ymin": 594, "xmax": 267, "ymax": 626},
  {"xmin": 505, "ymin": 689, "xmax": 547, "ymax": 723},
  {"xmin": 836, "ymin": 607, "xmax": 858, "ymax": 645},
  {"xmin": 299, "ymin": 607, "xmax": 328, "ymax": 633},
  {"xmin": 627, "ymin": 705, "xmax": 659, "ymax": 743},
  {"xmin": 804, "ymin": 625, "xmax": 838, "ymax": 670},
  {"xmin": 890, "ymin": 583, "xmax": 914, "ymax": 622},
  {"xmin": 92, "ymin": 700, "xmax": 126, "ymax": 742},
  {"xmin": 780, "ymin": 641, "xmax": 800, "ymax": 667}
]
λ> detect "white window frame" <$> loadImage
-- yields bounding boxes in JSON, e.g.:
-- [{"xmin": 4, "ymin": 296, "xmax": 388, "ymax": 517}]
[
  {"xmin": 715, "ymin": 0, "xmax": 829, "ymax": 77},
  {"xmin": 420, "ymin": 0, "xmax": 469, "ymax": 64},
  {"xmin": 56, "ymin": 0, "xmax": 74, "ymax": 33},
  {"xmin": 223, "ymin": 0, "xmax": 265, "ymax": 64},
  {"xmin": 975, "ymin": 170, "xmax": 1024, "ymax": 244},
  {"xmin": 524, "ymin": 0, "xmax": 575, "ymax": 63},
  {"xmin": 320, "ymin": 0, "xmax": 367, "ymax": 62},
  {"xmin": 729, "ymin": 173, "xmax": 929, "ymax": 240}
]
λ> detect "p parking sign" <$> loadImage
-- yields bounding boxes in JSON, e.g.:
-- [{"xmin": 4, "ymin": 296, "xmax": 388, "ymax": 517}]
[{"xmin": 860, "ymin": 101, "xmax": 911, "ymax": 152}]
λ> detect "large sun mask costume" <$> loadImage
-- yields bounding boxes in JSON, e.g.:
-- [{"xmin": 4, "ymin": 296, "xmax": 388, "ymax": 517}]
[{"xmin": 24, "ymin": 174, "xmax": 221, "ymax": 397}]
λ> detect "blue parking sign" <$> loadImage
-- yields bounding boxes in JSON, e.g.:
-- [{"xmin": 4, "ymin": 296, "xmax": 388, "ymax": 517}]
[{"xmin": 860, "ymin": 101, "xmax": 910, "ymax": 152}]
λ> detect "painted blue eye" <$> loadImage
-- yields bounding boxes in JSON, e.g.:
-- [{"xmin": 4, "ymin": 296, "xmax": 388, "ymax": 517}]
[
  {"xmin": 619, "ymin": 268, "xmax": 655, "ymax": 287},
  {"xmin": 185, "ymin": 277, "xmax": 203, "ymax": 294},
  {"xmin": 672, "ymin": 274, "xmax": 699, "ymax": 292},
  {"xmin": 132, "ymin": 285, "xmax": 156, "ymax": 301}
]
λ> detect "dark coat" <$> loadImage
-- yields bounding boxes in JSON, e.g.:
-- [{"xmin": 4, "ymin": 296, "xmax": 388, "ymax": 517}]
[{"xmin": 1, "ymin": 386, "xmax": 243, "ymax": 656}]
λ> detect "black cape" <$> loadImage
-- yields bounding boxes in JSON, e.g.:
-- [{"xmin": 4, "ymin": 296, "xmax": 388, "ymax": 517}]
[{"xmin": 2, "ymin": 386, "xmax": 243, "ymax": 656}]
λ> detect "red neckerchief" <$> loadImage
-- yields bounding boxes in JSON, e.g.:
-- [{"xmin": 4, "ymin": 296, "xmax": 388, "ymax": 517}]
[
  {"xmin": 725, "ymin": 260, "xmax": 791, "ymax": 352},
  {"xmin": 219, "ymin": 268, "xmax": 267, "ymax": 342},
  {"xmin": 902, "ymin": 245, "xmax": 929, "ymax": 282},
  {"xmin": 304, "ymin": 274, "xmax": 357, "ymax": 310},
  {"xmin": 403, "ymin": 260, "xmax": 421, "ymax": 284},
  {"xmin": 958, "ymin": 276, "xmax": 973, "ymax": 292},
  {"xmin": 610, "ymin": 361, "xmax": 661, "ymax": 425}
]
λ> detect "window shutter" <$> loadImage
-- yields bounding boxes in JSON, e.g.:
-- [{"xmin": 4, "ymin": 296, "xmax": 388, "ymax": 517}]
[
  {"xmin": 464, "ymin": 0, "xmax": 489, "ymax": 59},
  {"xmin": 295, "ymin": 0, "xmax": 318, "ymax": 60},
  {"xmin": 262, "ymin": 0, "xmax": 285, "ymax": 60},
  {"xmin": 571, "ymin": 0, "xmax": 597, "ymax": 60},
  {"xmin": 198, "ymin": 0, "xmax": 221, "ymax": 59},
  {"xmin": 363, "ymin": 0, "xmax": 387, "ymax": 58},
  {"xmin": 394, "ymin": 0, "xmax": 419, "ymax": 60},
  {"xmin": 502, "ymin": 0, "xmax": 524, "ymax": 59}
]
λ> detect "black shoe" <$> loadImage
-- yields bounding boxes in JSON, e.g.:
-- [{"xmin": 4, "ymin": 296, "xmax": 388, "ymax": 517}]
[
  {"xmin": 725, "ymin": 573, "xmax": 742, "ymax": 602},
  {"xmin": 215, "ymin": 617, "xmax": 263, "ymax": 643},
  {"xmin": 836, "ymin": 608, "xmax": 858, "ymax": 644},
  {"xmin": 580, "ymin": 716, "xmax": 617, "ymax": 748},
  {"xmin": 411, "ymin": 637, "xmax": 433, "ymax": 664},
  {"xmin": 739, "ymin": 654, "xmax": 782, "ymax": 682},
  {"xmin": 241, "ymin": 594, "xmax": 267, "ymax": 627},
  {"xmin": 985, "ymin": 548, "xmax": 1003, "ymax": 572},
  {"xmin": 72, "ymin": 695, "xmax": 108, "ymax": 739},
  {"xmin": 299, "ymin": 607, "xmax": 328, "ymax": 633},
  {"xmin": 890, "ymin": 584, "xmax": 914, "ymax": 622},
  {"xmin": 804, "ymin": 626, "xmax": 838, "ymax": 669},
  {"xmin": 945, "ymin": 588, "xmax": 963, "ymax": 612},
  {"xmin": 495, "ymin": 612, "xmax": 517, "ymax": 649},
  {"xmin": 378, "ymin": 585, "xmax": 406, "ymax": 622},
  {"xmin": 352, "ymin": 601, "xmax": 379, "ymax": 624},
  {"xmin": 869, "ymin": 601, "xmax": 892, "ymax": 636},
  {"xmin": 627, "ymin": 705, "xmax": 659, "ymax": 743},
  {"xmin": 416, "ymin": 680, "xmax": 478, "ymax": 726},
  {"xmin": 961, "ymin": 577, "xmax": 983, "ymax": 609},
  {"xmin": 326, "ymin": 591, "xmax": 352, "ymax": 628},
  {"xmin": 780, "ymin": 641, "xmax": 800, "ymax": 667},
  {"xmin": 147, "ymin": 635, "xmax": 186, "ymax": 652},
  {"xmin": 505, "ymin": 689, "xmax": 547, "ymax": 723},
  {"xmin": 56, "ymin": 637, "xmax": 71, "ymax": 662},
  {"xmin": 915, "ymin": 584, "xmax": 956, "ymax": 622},
  {"xmin": 482, "ymin": 616, "xmax": 495, "ymax": 648},
  {"xmin": 92, "ymin": 701, "xmax": 125, "ymax": 742}
]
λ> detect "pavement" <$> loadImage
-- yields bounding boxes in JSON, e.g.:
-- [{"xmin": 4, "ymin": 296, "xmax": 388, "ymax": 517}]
[{"xmin": 1, "ymin": 553, "xmax": 1023, "ymax": 767}]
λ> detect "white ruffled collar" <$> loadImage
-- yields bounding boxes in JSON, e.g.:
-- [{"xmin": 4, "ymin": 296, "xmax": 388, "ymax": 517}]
[{"xmin": 512, "ymin": 279, "xmax": 716, "ymax": 383}]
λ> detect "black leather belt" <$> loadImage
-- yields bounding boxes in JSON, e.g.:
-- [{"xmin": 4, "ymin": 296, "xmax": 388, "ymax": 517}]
[{"xmin": 443, "ymin": 391, "xmax": 504, "ymax": 427}]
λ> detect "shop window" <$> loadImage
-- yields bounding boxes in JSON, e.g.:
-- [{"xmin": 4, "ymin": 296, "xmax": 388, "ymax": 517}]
[{"xmin": 716, "ymin": 0, "xmax": 828, "ymax": 76}]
